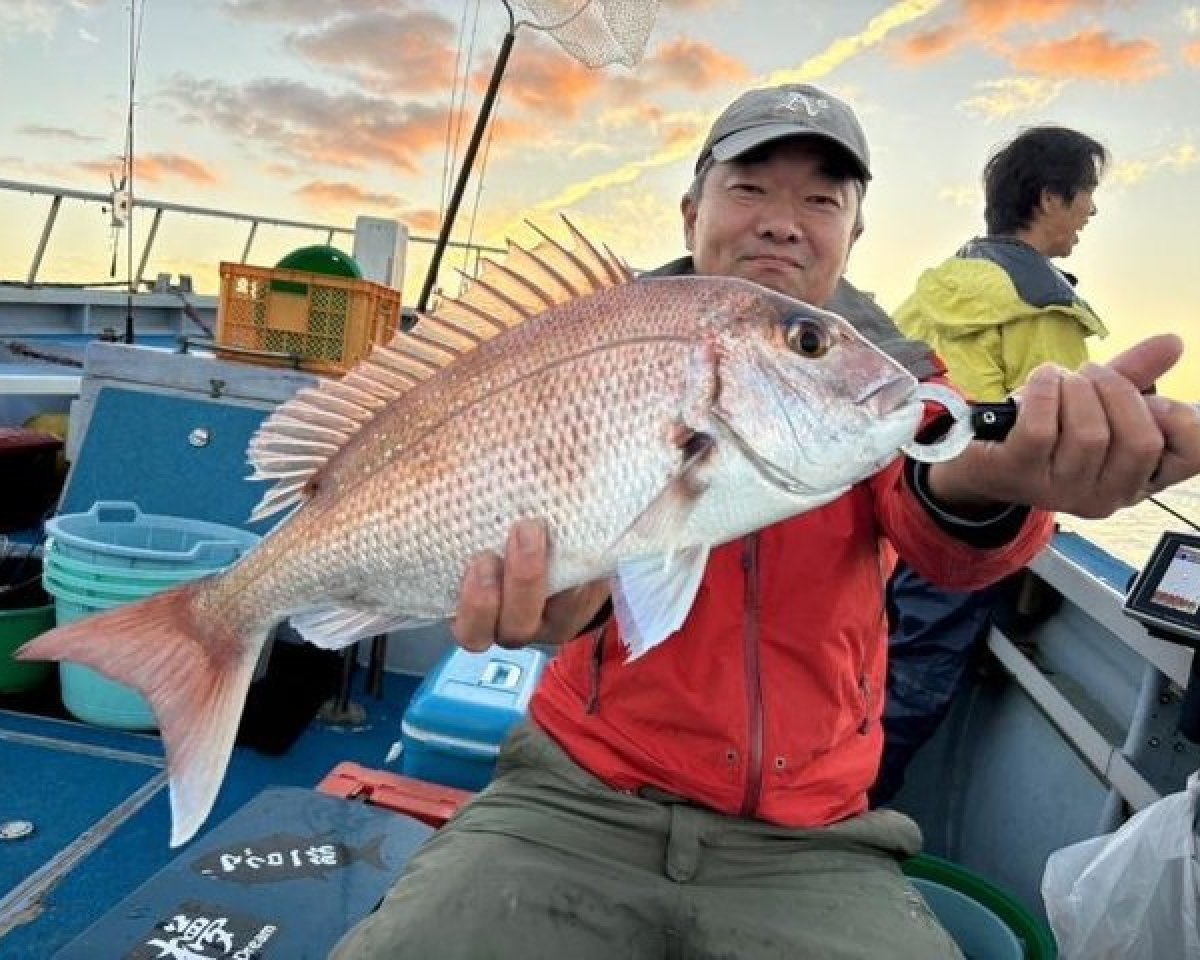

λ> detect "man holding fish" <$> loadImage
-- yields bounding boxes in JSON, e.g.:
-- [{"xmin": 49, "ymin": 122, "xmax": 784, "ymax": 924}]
[{"xmin": 331, "ymin": 84, "xmax": 1200, "ymax": 959}]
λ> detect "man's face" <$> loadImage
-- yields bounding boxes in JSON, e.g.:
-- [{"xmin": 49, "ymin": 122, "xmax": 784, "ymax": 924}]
[
  {"xmin": 682, "ymin": 138, "xmax": 862, "ymax": 308},
  {"xmin": 1038, "ymin": 186, "xmax": 1097, "ymax": 258}
]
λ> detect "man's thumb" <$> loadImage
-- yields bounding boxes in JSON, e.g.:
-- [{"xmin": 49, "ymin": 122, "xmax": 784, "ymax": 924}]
[{"xmin": 1104, "ymin": 333, "xmax": 1183, "ymax": 392}]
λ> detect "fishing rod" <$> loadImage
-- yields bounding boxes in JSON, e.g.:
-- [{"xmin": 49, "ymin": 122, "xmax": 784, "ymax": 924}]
[
  {"xmin": 417, "ymin": 1, "xmax": 516, "ymax": 312},
  {"xmin": 415, "ymin": 0, "xmax": 662, "ymax": 312}
]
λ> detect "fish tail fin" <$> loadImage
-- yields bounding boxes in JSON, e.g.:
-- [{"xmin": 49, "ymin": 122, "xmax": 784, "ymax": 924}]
[{"xmin": 17, "ymin": 580, "xmax": 267, "ymax": 847}]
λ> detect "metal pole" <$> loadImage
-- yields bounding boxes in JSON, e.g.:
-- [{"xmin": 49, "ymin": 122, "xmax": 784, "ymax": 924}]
[
  {"xmin": 417, "ymin": 13, "xmax": 516, "ymax": 311},
  {"xmin": 124, "ymin": 3, "xmax": 136, "ymax": 343}
]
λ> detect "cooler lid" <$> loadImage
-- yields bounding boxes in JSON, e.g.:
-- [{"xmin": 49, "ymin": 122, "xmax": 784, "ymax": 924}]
[{"xmin": 402, "ymin": 647, "xmax": 547, "ymax": 746}]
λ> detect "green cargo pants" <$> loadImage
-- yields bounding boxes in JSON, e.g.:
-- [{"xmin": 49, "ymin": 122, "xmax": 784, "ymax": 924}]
[{"xmin": 331, "ymin": 723, "xmax": 962, "ymax": 960}]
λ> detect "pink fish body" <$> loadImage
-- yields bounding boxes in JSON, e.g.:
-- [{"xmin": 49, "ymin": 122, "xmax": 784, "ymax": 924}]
[{"xmin": 20, "ymin": 220, "xmax": 924, "ymax": 847}]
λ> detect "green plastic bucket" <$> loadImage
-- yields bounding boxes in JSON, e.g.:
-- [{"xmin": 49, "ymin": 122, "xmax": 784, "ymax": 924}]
[
  {"xmin": 0, "ymin": 603, "xmax": 55, "ymax": 693},
  {"xmin": 904, "ymin": 854, "xmax": 1058, "ymax": 960},
  {"xmin": 0, "ymin": 550, "xmax": 54, "ymax": 693}
]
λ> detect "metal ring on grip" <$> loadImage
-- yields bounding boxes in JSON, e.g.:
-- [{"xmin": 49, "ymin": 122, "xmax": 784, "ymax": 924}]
[{"xmin": 900, "ymin": 383, "xmax": 974, "ymax": 464}]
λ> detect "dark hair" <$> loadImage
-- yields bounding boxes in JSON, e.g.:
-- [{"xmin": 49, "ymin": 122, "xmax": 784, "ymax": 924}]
[{"xmin": 983, "ymin": 126, "xmax": 1109, "ymax": 235}]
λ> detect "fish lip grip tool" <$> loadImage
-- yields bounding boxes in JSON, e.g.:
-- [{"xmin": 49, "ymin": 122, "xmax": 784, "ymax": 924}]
[{"xmin": 901, "ymin": 383, "xmax": 1018, "ymax": 464}]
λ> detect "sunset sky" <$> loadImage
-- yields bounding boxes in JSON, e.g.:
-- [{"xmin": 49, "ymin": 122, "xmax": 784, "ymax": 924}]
[{"xmin": 1, "ymin": 0, "xmax": 1197, "ymax": 396}]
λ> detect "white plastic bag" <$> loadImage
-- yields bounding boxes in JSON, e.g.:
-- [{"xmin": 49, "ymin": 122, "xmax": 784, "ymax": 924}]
[{"xmin": 1042, "ymin": 770, "xmax": 1200, "ymax": 959}]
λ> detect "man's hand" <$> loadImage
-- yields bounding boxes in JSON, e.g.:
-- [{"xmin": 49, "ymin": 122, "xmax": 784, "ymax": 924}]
[
  {"xmin": 927, "ymin": 334, "xmax": 1200, "ymax": 519},
  {"xmin": 451, "ymin": 519, "xmax": 611, "ymax": 652}
]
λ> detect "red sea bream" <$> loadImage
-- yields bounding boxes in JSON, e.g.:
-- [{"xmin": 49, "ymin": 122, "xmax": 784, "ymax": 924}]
[{"xmin": 20, "ymin": 221, "xmax": 925, "ymax": 847}]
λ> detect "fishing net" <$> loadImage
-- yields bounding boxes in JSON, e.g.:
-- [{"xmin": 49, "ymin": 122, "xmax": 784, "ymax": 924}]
[{"xmin": 510, "ymin": 0, "xmax": 660, "ymax": 68}]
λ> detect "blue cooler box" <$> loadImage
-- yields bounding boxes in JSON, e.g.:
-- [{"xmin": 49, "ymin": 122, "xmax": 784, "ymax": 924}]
[{"xmin": 400, "ymin": 646, "xmax": 547, "ymax": 790}]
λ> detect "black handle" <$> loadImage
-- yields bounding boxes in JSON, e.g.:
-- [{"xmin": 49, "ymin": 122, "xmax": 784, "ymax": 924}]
[
  {"xmin": 970, "ymin": 400, "xmax": 1019, "ymax": 443},
  {"xmin": 1181, "ymin": 653, "xmax": 1200, "ymax": 744}
]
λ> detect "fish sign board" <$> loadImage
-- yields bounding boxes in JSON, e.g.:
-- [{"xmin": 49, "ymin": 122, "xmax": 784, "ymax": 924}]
[{"xmin": 53, "ymin": 787, "xmax": 432, "ymax": 959}]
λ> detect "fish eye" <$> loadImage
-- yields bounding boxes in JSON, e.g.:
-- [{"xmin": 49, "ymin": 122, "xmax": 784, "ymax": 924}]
[{"xmin": 785, "ymin": 318, "xmax": 832, "ymax": 358}]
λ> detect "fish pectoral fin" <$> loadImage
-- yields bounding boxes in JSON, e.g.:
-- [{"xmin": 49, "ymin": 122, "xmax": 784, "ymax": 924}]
[
  {"xmin": 608, "ymin": 432, "xmax": 714, "ymax": 556},
  {"xmin": 289, "ymin": 607, "xmax": 417, "ymax": 650},
  {"xmin": 612, "ymin": 546, "xmax": 709, "ymax": 661}
]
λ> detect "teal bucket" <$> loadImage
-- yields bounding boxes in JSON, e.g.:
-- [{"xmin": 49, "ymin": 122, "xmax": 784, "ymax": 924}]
[
  {"xmin": 45, "ymin": 501, "xmax": 259, "ymax": 570},
  {"xmin": 41, "ymin": 502, "xmax": 260, "ymax": 731},
  {"xmin": 911, "ymin": 878, "xmax": 1023, "ymax": 960},
  {"xmin": 904, "ymin": 854, "xmax": 1058, "ymax": 960},
  {"xmin": 44, "ymin": 548, "xmax": 227, "ymax": 588}
]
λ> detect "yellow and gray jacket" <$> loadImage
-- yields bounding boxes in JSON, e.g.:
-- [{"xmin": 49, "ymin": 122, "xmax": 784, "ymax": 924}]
[{"xmin": 895, "ymin": 236, "xmax": 1106, "ymax": 402}]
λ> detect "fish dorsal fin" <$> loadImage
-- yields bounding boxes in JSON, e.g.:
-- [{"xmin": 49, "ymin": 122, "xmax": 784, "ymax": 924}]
[{"xmin": 246, "ymin": 215, "xmax": 632, "ymax": 523}]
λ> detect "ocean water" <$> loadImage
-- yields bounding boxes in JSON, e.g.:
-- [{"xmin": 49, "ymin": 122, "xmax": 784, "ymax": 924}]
[{"xmin": 1060, "ymin": 476, "xmax": 1200, "ymax": 569}]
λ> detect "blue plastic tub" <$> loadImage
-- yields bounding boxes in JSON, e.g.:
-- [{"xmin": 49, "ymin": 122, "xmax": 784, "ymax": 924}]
[
  {"xmin": 400, "ymin": 646, "xmax": 547, "ymax": 790},
  {"xmin": 41, "ymin": 502, "xmax": 260, "ymax": 731},
  {"xmin": 46, "ymin": 501, "xmax": 259, "ymax": 570},
  {"xmin": 911, "ymin": 877, "xmax": 1024, "ymax": 960},
  {"xmin": 45, "ymin": 547, "xmax": 227, "ymax": 586},
  {"xmin": 54, "ymin": 594, "xmax": 158, "ymax": 731}
]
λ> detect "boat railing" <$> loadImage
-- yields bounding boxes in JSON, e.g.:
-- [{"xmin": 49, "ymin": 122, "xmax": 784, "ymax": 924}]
[{"xmin": 0, "ymin": 177, "xmax": 504, "ymax": 292}]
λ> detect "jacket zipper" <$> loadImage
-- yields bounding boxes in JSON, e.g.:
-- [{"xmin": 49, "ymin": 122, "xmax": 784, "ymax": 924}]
[
  {"xmin": 859, "ymin": 543, "xmax": 889, "ymax": 734},
  {"xmin": 740, "ymin": 534, "xmax": 764, "ymax": 816},
  {"xmin": 858, "ymin": 675, "xmax": 872, "ymax": 734}
]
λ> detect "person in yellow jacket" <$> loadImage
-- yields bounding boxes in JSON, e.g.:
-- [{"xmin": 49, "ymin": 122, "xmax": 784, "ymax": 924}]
[{"xmin": 873, "ymin": 125, "xmax": 1110, "ymax": 805}]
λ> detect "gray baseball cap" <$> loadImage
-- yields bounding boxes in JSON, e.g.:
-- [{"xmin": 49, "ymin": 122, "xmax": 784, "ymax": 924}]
[{"xmin": 696, "ymin": 83, "xmax": 871, "ymax": 180}]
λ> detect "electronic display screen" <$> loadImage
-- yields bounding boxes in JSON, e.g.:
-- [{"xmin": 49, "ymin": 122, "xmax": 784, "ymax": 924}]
[
  {"xmin": 1125, "ymin": 532, "xmax": 1200, "ymax": 645},
  {"xmin": 1148, "ymin": 543, "xmax": 1200, "ymax": 615}
]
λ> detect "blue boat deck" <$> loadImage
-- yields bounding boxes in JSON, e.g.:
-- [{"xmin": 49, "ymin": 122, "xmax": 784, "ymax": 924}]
[{"xmin": 1, "ymin": 661, "xmax": 421, "ymax": 958}]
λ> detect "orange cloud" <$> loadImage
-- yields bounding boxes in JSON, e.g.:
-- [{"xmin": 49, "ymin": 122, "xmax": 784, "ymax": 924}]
[
  {"xmin": 137, "ymin": 154, "xmax": 220, "ymax": 186},
  {"xmin": 662, "ymin": 121, "xmax": 705, "ymax": 153},
  {"xmin": 291, "ymin": 181, "xmax": 441, "ymax": 234},
  {"xmin": 402, "ymin": 208, "xmax": 441, "ymax": 233},
  {"xmin": 962, "ymin": 0, "xmax": 1105, "ymax": 34},
  {"xmin": 1008, "ymin": 30, "xmax": 1165, "ymax": 81},
  {"xmin": 482, "ymin": 39, "xmax": 604, "ymax": 121},
  {"xmin": 643, "ymin": 38, "xmax": 750, "ymax": 89},
  {"xmin": 75, "ymin": 153, "xmax": 219, "ymax": 187},
  {"xmin": 599, "ymin": 104, "xmax": 667, "ymax": 129},
  {"xmin": 895, "ymin": 24, "xmax": 968, "ymax": 63},
  {"xmin": 1186, "ymin": 40, "xmax": 1200, "ymax": 67},
  {"xmin": 287, "ymin": 11, "xmax": 460, "ymax": 95},
  {"xmin": 167, "ymin": 76, "xmax": 461, "ymax": 175},
  {"xmin": 898, "ymin": 0, "xmax": 1107, "ymax": 61},
  {"xmin": 294, "ymin": 180, "xmax": 401, "ymax": 210}
]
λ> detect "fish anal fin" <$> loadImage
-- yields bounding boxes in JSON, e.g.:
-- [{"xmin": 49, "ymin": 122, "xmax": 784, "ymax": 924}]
[{"xmin": 16, "ymin": 582, "xmax": 265, "ymax": 848}]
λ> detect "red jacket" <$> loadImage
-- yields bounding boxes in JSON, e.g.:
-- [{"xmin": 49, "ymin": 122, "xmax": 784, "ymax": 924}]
[{"xmin": 530, "ymin": 455, "xmax": 1054, "ymax": 827}]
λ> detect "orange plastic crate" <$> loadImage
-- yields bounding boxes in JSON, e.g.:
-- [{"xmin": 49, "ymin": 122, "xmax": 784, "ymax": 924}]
[{"xmin": 216, "ymin": 262, "xmax": 403, "ymax": 375}]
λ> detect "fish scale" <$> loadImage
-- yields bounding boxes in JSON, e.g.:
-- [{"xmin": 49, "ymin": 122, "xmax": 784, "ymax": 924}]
[{"xmin": 18, "ymin": 220, "xmax": 925, "ymax": 848}]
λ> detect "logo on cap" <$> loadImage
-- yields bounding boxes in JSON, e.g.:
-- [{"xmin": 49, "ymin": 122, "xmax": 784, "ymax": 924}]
[{"xmin": 777, "ymin": 91, "xmax": 830, "ymax": 119}]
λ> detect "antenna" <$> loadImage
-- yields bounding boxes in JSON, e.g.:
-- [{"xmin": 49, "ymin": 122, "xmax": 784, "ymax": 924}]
[{"xmin": 120, "ymin": 1, "xmax": 148, "ymax": 343}]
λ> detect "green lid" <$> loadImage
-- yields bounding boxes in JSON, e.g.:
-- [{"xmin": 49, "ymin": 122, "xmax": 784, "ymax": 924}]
[
  {"xmin": 275, "ymin": 245, "xmax": 362, "ymax": 278},
  {"xmin": 271, "ymin": 245, "xmax": 362, "ymax": 294}
]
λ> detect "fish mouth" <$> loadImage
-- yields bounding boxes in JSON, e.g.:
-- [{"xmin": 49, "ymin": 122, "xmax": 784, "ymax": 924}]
[{"xmin": 856, "ymin": 374, "xmax": 917, "ymax": 417}]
